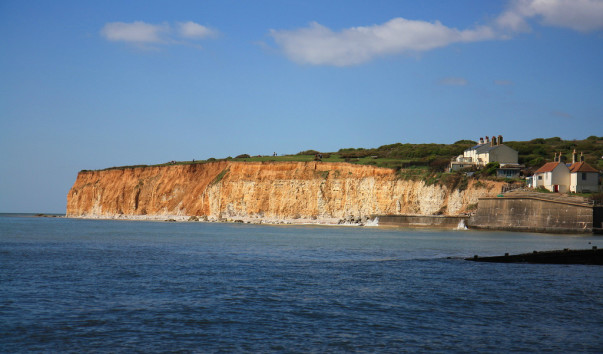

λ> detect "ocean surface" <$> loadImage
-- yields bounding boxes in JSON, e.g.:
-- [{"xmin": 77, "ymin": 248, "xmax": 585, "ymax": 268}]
[{"xmin": 1, "ymin": 214, "xmax": 602, "ymax": 352}]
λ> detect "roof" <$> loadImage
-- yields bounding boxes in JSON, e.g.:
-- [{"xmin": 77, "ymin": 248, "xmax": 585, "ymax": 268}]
[
  {"xmin": 499, "ymin": 163, "xmax": 524, "ymax": 169},
  {"xmin": 466, "ymin": 144, "xmax": 502, "ymax": 153},
  {"xmin": 534, "ymin": 162, "xmax": 563, "ymax": 173},
  {"xmin": 569, "ymin": 161, "xmax": 599, "ymax": 173}
]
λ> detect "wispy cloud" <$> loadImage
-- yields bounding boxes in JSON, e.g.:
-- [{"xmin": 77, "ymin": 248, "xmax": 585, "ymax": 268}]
[
  {"xmin": 270, "ymin": 0, "xmax": 603, "ymax": 66},
  {"xmin": 439, "ymin": 77, "xmax": 469, "ymax": 86},
  {"xmin": 551, "ymin": 110, "xmax": 573, "ymax": 119},
  {"xmin": 497, "ymin": 0, "xmax": 603, "ymax": 33},
  {"xmin": 177, "ymin": 21, "xmax": 218, "ymax": 39},
  {"xmin": 269, "ymin": 18, "xmax": 497, "ymax": 66},
  {"xmin": 101, "ymin": 21, "xmax": 218, "ymax": 48},
  {"xmin": 101, "ymin": 21, "xmax": 169, "ymax": 44}
]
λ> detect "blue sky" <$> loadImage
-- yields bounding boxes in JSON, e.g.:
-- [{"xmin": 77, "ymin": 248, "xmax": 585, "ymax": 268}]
[{"xmin": 1, "ymin": 0, "xmax": 602, "ymax": 213}]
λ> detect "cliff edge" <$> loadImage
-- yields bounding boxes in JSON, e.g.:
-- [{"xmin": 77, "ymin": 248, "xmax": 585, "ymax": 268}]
[{"xmin": 66, "ymin": 161, "xmax": 504, "ymax": 223}]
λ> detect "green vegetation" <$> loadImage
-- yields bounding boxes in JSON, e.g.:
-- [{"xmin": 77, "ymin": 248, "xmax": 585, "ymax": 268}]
[
  {"xmin": 534, "ymin": 186, "xmax": 552, "ymax": 193},
  {"xmin": 93, "ymin": 137, "xmax": 602, "ymax": 191},
  {"xmin": 505, "ymin": 136, "xmax": 603, "ymax": 170},
  {"xmin": 210, "ymin": 167, "xmax": 230, "ymax": 185},
  {"xmin": 589, "ymin": 192, "xmax": 603, "ymax": 204},
  {"xmin": 476, "ymin": 162, "xmax": 500, "ymax": 177}
]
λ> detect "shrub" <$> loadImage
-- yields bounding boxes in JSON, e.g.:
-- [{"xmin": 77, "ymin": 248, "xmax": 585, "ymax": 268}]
[
  {"xmin": 429, "ymin": 157, "xmax": 452, "ymax": 172},
  {"xmin": 530, "ymin": 138, "xmax": 546, "ymax": 144},
  {"xmin": 535, "ymin": 186, "xmax": 551, "ymax": 193},
  {"xmin": 527, "ymin": 157, "xmax": 545, "ymax": 168},
  {"xmin": 589, "ymin": 193, "xmax": 603, "ymax": 204},
  {"xmin": 481, "ymin": 162, "xmax": 500, "ymax": 176},
  {"xmin": 235, "ymin": 154, "xmax": 250, "ymax": 159},
  {"xmin": 454, "ymin": 140, "xmax": 477, "ymax": 145},
  {"xmin": 341, "ymin": 150, "xmax": 373, "ymax": 158},
  {"xmin": 297, "ymin": 150, "xmax": 320, "ymax": 155}
]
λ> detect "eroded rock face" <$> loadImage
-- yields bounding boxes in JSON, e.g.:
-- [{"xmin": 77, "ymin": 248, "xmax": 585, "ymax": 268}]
[{"xmin": 66, "ymin": 161, "xmax": 503, "ymax": 221}]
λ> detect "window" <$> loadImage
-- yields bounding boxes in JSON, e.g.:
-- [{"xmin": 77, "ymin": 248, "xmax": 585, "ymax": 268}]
[
  {"xmin": 538, "ymin": 176, "xmax": 542, "ymax": 180},
  {"xmin": 582, "ymin": 173, "xmax": 587, "ymax": 180}
]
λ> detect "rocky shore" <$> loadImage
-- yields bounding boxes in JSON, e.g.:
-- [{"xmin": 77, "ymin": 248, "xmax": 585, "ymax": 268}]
[{"xmin": 66, "ymin": 213, "xmax": 380, "ymax": 226}]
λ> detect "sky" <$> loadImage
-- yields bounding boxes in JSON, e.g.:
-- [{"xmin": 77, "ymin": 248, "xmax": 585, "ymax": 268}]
[{"xmin": 1, "ymin": 0, "xmax": 602, "ymax": 213}]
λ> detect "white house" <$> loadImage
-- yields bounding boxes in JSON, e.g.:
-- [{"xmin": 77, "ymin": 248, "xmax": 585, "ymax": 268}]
[
  {"xmin": 532, "ymin": 162, "xmax": 570, "ymax": 193},
  {"xmin": 450, "ymin": 135, "xmax": 519, "ymax": 173},
  {"xmin": 569, "ymin": 161, "xmax": 599, "ymax": 193}
]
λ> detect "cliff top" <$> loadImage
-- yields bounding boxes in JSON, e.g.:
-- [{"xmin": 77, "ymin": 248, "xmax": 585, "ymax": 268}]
[{"xmin": 86, "ymin": 135, "xmax": 603, "ymax": 174}]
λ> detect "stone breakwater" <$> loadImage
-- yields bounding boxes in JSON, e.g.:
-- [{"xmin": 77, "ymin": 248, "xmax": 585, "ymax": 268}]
[{"xmin": 66, "ymin": 161, "xmax": 505, "ymax": 224}]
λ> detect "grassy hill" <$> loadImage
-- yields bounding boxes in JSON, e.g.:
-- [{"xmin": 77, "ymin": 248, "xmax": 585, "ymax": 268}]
[{"xmin": 99, "ymin": 136, "xmax": 603, "ymax": 175}]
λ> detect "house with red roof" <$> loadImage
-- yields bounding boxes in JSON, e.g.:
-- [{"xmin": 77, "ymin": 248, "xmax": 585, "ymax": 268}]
[
  {"xmin": 531, "ymin": 150, "xmax": 600, "ymax": 193},
  {"xmin": 532, "ymin": 159, "xmax": 570, "ymax": 193},
  {"xmin": 568, "ymin": 151, "xmax": 599, "ymax": 193}
]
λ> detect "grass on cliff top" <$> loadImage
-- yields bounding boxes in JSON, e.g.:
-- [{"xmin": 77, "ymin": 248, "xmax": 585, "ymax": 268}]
[
  {"xmin": 91, "ymin": 136, "xmax": 603, "ymax": 174},
  {"xmin": 95, "ymin": 154, "xmax": 414, "ymax": 171}
]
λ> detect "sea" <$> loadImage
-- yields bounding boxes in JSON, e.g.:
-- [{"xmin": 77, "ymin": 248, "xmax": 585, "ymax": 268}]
[{"xmin": 1, "ymin": 214, "xmax": 602, "ymax": 353}]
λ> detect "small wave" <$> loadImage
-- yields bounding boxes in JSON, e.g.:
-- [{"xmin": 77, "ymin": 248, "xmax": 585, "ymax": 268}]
[
  {"xmin": 456, "ymin": 219, "xmax": 467, "ymax": 230},
  {"xmin": 365, "ymin": 217, "xmax": 379, "ymax": 227}
]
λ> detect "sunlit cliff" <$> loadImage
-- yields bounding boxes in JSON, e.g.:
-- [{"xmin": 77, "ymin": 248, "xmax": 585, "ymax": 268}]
[{"xmin": 66, "ymin": 161, "xmax": 504, "ymax": 223}]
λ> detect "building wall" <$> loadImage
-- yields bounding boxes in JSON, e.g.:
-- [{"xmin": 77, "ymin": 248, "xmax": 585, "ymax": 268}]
[
  {"xmin": 535, "ymin": 165, "xmax": 570, "ymax": 192},
  {"xmin": 550, "ymin": 165, "xmax": 570, "ymax": 192},
  {"xmin": 377, "ymin": 215, "xmax": 468, "ymax": 228},
  {"xmin": 450, "ymin": 163, "xmax": 474, "ymax": 172},
  {"xmin": 570, "ymin": 172, "xmax": 599, "ymax": 193},
  {"xmin": 469, "ymin": 197, "xmax": 597, "ymax": 233},
  {"xmin": 463, "ymin": 150, "xmax": 477, "ymax": 163},
  {"xmin": 496, "ymin": 168, "xmax": 520, "ymax": 178},
  {"xmin": 533, "ymin": 173, "xmax": 544, "ymax": 188},
  {"xmin": 484, "ymin": 145, "xmax": 518, "ymax": 165}
]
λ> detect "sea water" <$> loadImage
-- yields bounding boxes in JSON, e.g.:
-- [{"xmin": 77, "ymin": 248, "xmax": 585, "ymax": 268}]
[{"xmin": 1, "ymin": 214, "xmax": 602, "ymax": 352}]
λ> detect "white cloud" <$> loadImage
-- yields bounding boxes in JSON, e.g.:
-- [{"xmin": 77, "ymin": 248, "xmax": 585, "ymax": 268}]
[
  {"xmin": 270, "ymin": 18, "xmax": 497, "ymax": 66},
  {"xmin": 101, "ymin": 21, "xmax": 218, "ymax": 48},
  {"xmin": 439, "ymin": 77, "xmax": 469, "ymax": 86},
  {"xmin": 270, "ymin": 0, "xmax": 603, "ymax": 66},
  {"xmin": 178, "ymin": 21, "xmax": 217, "ymax": 39},
  {"xmin": 498, "ymin": 0, "xmax": 603, "ymax": 32},
  {"xmin": 101, "ymin": 21, "xmax": 169, "ymax": 43}
]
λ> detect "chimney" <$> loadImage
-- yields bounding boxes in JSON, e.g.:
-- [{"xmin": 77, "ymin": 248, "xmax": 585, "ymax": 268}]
[
  {"xmin": 498, "ymin": 135, "xmax": 503, "ymax": 145},
  {"xmin": 554, "ymin": 152, "xmax": 558, "ymax": 162},
  {"xmin": 572, "ymin": 149, "xmax": 577, "ymax": 164},
  {"xmin": 580, "ymin": 152, "xmax": 584, "ymax": 162},
  {"xmin": 479, "ymin": 137, "xmax": 484, "ymax": 145},
  {"xmin": 559, "ymin": 152, "xmax": 565, "ymax": 163},
  {"xmin": 485, "ymin": 136, "xmax": 490, "ymax": 144},
  {"xmin": 491, "ymin": 135, "xmax": 497, "ymax": 146}
]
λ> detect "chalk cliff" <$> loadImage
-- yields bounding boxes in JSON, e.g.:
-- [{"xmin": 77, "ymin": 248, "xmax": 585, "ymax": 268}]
[{"xmin": 66, "ymin": 161, "xmax": 504, "ymax": 223}]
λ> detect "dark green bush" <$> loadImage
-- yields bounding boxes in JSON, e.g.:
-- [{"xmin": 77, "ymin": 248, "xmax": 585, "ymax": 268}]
[{"xmin": 297, "ymin": 149, "xmax": 320, "ymax": 155}]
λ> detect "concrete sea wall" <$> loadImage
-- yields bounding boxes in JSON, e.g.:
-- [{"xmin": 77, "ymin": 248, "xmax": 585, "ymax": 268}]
[
  {"xmin": 469, "ymin": 197, "xmax": 601, "ymax": 233},
  {"xmin": 377, "ymin": 215, "xmax": 469, "ymax": 229}
]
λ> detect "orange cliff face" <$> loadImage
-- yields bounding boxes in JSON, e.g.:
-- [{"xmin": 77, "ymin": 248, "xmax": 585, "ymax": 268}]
[{"xmin": 66, "ymin": 161, "xmax": 504, "ymax": 221}]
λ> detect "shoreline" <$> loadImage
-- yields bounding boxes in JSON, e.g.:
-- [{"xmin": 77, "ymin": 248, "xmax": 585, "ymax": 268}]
[{"xmin": 64, "ymin": 213, "xmax": 381, "ymax": 227}]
